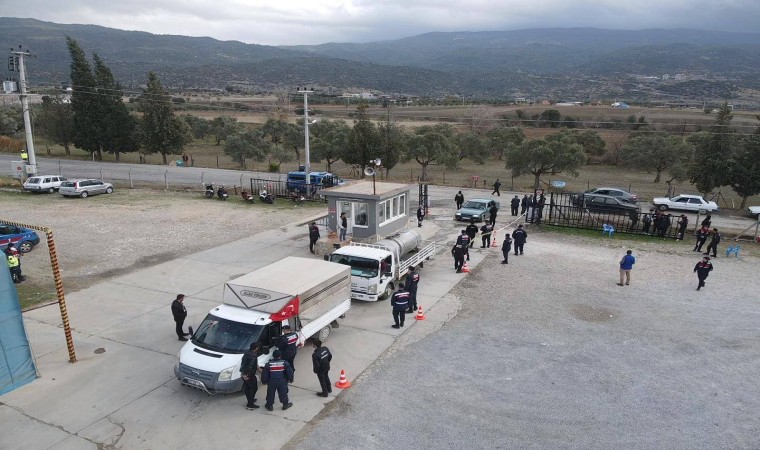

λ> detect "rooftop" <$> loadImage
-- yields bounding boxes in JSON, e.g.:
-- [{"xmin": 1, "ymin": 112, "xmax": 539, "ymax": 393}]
[{"xmin": 319, "ymin": 181, "xmax": 411, "ymax": 198}]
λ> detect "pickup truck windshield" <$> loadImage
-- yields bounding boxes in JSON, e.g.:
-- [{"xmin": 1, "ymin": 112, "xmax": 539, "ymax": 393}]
[
  {"xmin": 192, "ymin": 314, "xmax": 264, "ymax": 354},
  {"xmin": 331, "ymin": 254, "xmax": 379, "ymax": 278},
  {"xmin": 462, "ymin": 201, "xmax": 486, "ymax": 210}
]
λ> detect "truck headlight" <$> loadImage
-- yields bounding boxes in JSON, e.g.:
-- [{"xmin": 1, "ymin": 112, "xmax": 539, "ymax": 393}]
[
  {"xmin": 367, "ymin": 285, "xmax": 377, "ymax": 295},
  {"xmin": 218, "ymin": 366, "xmax": 236, "ymax": 382}
]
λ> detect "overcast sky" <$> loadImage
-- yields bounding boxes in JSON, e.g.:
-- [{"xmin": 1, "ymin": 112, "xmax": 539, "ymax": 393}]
[{"xmin": 13, "ymin": 0, "xmax": 760, "ymax": 45}]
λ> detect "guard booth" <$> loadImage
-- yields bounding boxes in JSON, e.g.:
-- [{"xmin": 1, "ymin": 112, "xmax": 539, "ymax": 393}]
[
  {"xmin": 0, "ymin": 264, "xmax": 37, "ymax": 395},
  {"xmin": 318, "ymin": 181, "xmax": 412, "ymax": 243}
]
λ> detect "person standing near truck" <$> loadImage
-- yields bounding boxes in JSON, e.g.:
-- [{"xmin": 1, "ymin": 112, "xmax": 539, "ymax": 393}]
[
  {"xmin": 339, "ymin": 213, "xmax": 347, "ymax": 241},
  {"xmin": 416, "ymin": 206, "xmax": 425, "ymax": 228},
  {"xmin": 406, "ymin": 266, "xmax": 420, "ymax": 314},
  {"xmin": 277, "ymin": 325, "xmax": 299, "ymax": 378},
  {"xmin": 262, "ymin": 349, "xmax": 294, "ymax": 411},
  {"xmin": 391, "ymin": 283, "xmax": 410, "ymax": 328},
  {"xmin": 312, "ymin": 340, "xmax": 333, "ymax": 397},
  {"xmin": 240, "ymin": 343, "xmax": 260, "ymax": 409},
  {"xmin": 171, "ymin": 294, "xmax": 189, "ymax": 341},
  {"xmin": 309, "ymin": 222, "xmax": 321, "ymax": 254}
]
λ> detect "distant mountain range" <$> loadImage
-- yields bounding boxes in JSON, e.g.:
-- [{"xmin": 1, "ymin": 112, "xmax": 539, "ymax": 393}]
[{"xmin": 3, "ymin": 18, "xmax": 760, "ymax": 105}]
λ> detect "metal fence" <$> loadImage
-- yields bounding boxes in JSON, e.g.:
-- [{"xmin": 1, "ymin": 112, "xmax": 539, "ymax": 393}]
[
  {"xmin": 248, "ymin": 178, "xmax": 328, "ymax": 203},
  {"xmin": 527, "ymin": 192, "xmax": 682, "ymax": 239}
]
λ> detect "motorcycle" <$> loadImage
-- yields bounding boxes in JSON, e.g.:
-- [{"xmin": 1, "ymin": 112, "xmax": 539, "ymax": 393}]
[
  {"xmin": 204, "ymin": 183, "xmax": 215, "ymax": 198},
  {"xmin": 216, "ymin": 186, "xmax": 229, "ymax": 200},
  {"xmin": 291, "ymin": 191, "xmax": 305, "ymax": 206},
  {"xmin": 241, "ymin": 190, "xmax": 255, "ymax": 203},
  {"xmin": 259, "ymin": 190, "xmax": 275, "ymax": 204}
]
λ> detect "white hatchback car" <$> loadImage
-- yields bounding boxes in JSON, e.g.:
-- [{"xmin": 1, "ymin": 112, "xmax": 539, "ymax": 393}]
[
  {"xmin": 23, "ymin": 175, "xmax": 67, "ymax": 193},
  {"xmin": 652, "ymin": 194, "xmax": 718, "ymax": 212}
]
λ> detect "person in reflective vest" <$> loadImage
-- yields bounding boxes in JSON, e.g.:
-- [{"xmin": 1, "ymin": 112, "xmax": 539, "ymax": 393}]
[
  {"xmin": 391, "ymin": 283, "xmax": 410, "ymax": 329},
  {"xmin": 277, "ymin": 325, "xmax": 300, "ymax": 378},
  {"xmin": 405, "ymin": 266, "xmax": 420, "ymax": 313},
  {"xmin": 20, "ymin": 151, "xmax": 28, "ymax": 161},
  {"xmin": 261, "ymin": 349, "xmax": 294, "ymax": 411},
  {"xmin": 7, "ymin": 253, "xmax": 21, "ymax": 283}
]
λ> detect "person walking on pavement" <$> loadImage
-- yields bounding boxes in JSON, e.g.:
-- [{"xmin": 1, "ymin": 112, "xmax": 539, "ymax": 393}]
[
  {"xmin": 694, "ymin": 256, "xmax": 713, "ymax": 291},
  {"xmin": 520, "ymin": 194, "xmax": 529, "ymax": 215},
  {"xmin": 501, "ymin": 234, "xmax": 513, "ymax": 264},
  {"xmin": 676, "ymin": 215, "xmax": 689, "ymax": 240},
  {"xmin": 455, "ymin": 191, "xmax": 464, "ymax": 210},
  {"xmin": 339, "ymin": 213, "xmax": 347, "ymax": 241},
  {"xmin": 261, "ymin": 349, "xmax": 294, "ymax": 411},
  {"xmin": 391, "ymin": 283, "xmax": 410, "ymax": 328},
  {"xmin": 704, "ymin": 228, "xmax": 721, "ymax": 257},
  {"xmin": 405, "ymin": 266, "xmax": 420, "ymax": 314},
  {"xmin": 171, "ymin": 294, "xmax": 190, "ymax": 341},
  {"xmin": 309, "ymin": 222, "xmax": 321, "ymax": 254},
  {"xmin": 465, "ymin": 220, "xmax": 479, "ymax": 249},
  {"xmin": 617, "ymin": 250, "xmax": 636, "ymax": 286},
  {"xmin": 488, "ymin": 202, "xmax": 498, "ymax": 227},
  {"xmin": 512, "ymin": 225, "xmax": 527, "ymax": 255},
  {"xmin": 451, "ymin": 243, "xmax": 466, "ymax": 273},
  {"xmin": 693, "ymin": 225, "xmax": 710, "ymax": 252},
  {"xmin": 480, "ymin": 222, "xmax": 492, "ymax": 248},
  {"xmin": 457, "ymin": 230, "xmax": 471, "ymax": 261},
  {"xmin": 416, "ymin": 206, "xmax": 425, "ymax": 227},
  {"xmin": 510, "ymin": 195, "xmax": 520, "ymax": 216},
  {"xmin": 492, "ymin": 179, "xmax": 502, "ymax": 196},
  {"xmin": 277, "ymin": 325, "xmax": 299, "ymax": 378},
  {"xmin": 240, "ymin": 343, "xmax": 261, "ymax": 409},
  {"xmin": 312, "ymin": 339, "xmax": 333, "ymax": 397}
]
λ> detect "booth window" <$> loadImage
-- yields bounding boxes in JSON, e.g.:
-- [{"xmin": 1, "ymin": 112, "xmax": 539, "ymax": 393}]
[
  {"xmin": 354, "ymin": 202, "xmax": 368, "ymax": 227},
  {"xmin": 378, "ymin": 193, "xmax": 407, "ymax": 226}
]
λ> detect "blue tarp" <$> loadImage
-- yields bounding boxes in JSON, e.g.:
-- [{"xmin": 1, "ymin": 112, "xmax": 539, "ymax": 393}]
[{"xmin": 0, "ymin": 264, "xmax": 37, "ymax": 396}]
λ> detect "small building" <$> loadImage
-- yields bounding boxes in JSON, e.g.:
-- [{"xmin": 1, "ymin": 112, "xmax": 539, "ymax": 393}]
[{"xmin": 318, "ymin": 181, "xmax": 413, "ymax": 243}]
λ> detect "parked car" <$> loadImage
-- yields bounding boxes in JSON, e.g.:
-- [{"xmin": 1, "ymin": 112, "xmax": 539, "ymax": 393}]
[
  {"xmin": 652, "ymin": 195, "xmax": 718, "ymax": 212},
  {"xmin": 23, "ymin": 175, "xmax": 67, "ymax": 193},
  {"xmin": 455, "ymin": 199, "xmax": 500, "ymax": 222},
  {"xmin": 0, "ymin": 223, "xmax": 40, "ymax": 253},
  {"xmin": 59, "ymin": 179, "xmax": 114, "ymax": 198},
  {"xmin": 583, "ymin": 187, "xmax": 638, "ymax": 203},
  {"xmin": 581, "ymin": 194, "xmax": 641, "ymax": 214},
  {"xmin": 748, "ymin": 206, "xmax": 760, "ymax": 218}
]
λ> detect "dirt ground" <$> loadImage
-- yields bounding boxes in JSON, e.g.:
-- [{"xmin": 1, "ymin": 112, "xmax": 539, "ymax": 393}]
[{"xmin": 1, "ymin": 188, "xmax": 323, "ymax": 308}]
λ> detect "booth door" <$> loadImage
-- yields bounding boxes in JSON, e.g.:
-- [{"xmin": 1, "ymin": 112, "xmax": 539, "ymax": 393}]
[{"xmin": 339, "ymin": 201, "xmax": 353, "ymax": 235}]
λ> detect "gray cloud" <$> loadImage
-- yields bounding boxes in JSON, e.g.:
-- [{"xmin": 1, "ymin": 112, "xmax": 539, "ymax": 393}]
[{"xmin": 13, "ymin": 0, "xmax": 760, "ymax": 45}]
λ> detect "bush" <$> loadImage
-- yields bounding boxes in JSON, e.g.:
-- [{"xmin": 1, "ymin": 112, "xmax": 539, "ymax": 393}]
[{"xmin": 268, "ymin": 162, "xmax": 280, "ymax": 172}]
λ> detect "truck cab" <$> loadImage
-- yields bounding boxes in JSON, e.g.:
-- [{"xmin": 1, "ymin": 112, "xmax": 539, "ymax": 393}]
[{"xmin": 330, "ymin": 247, "xmax": 395, "ymax": 301}]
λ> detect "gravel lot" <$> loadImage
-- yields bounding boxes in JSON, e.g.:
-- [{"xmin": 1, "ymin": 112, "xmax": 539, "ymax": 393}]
[
  {"xmin": 290, "ymin": 228, "xmax": 760, "ymax": 449},
  {"xmin": 1, "ymin": 188, "xmax": 322, "ymax": 306}
]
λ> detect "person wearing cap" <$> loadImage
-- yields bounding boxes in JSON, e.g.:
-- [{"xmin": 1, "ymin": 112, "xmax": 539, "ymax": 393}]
[
  {"xmin": 391, "ymin": 283, "xmax": 410, "ymax": 329},
  {"xmin": 311, "ymin": 339, "xmax": 333, "ymax": 397},
  {"xmin": 501, "ymin": 234, "xmax": 513, "ymax": 264},
  {"xmin": 693, "ymin": 256, "xmax": 714, "ymax": 291},
  {"xmin": 171, "ymin": 294, "xmax": 190, "ymax": 341},
  {"xmin": 512, "ymin": 224, "xmax": 528, "ymax": 255},
  {"xmin": 405, "ymin": 266, "xmax": 420, "ymax": 314},
  {"xmin": 240, "ymin": 343, "xmax": 261, "ymax": 410},
  {"xmin": 277, "ymin": 325, "xmax": 300, "ymax": 378},
  {"xmin": 451, "ymin": 243, "xmax": 466, "ymax": 273},
  {"xmin": 261, "ymin": 349, "xmax": 294, "ymax": 411}
]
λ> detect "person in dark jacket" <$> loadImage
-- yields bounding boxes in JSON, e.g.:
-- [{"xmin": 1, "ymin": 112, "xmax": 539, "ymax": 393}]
[
  {"xmin": 451, "ymin": 244, "xmax": 466, "ymax": 273},
  {"xmin": 277, "ymin": 325, "xmax": 299, "ymax": 377},
  {"xmin": 454, "ymin": 191, "xmax": 464, "ymax": 209},
  {"xmin": 512, "ymin": 225, "xmax": 527, "ymax": 255},
  {"xmin": 416, "ymin": 206, "xmax": 425, "ymax": 227},
  {"xmin": 492, "ymin": 179, "xmax": 502, "ymax": 196},
  {"xmin": 642, "ymin": 210, "xmax": 653, "ymax": 234},
  {"xmin": 525, "ymin": 196, "xmax": 534, "ymax": 219},
  {"xmin": 701, "ymin": 214, "xmax": 712, "ymax": 228},
  {"xmin": 405, "ymin": 266, "xmax": 420, "ymax": 314},
  {"xmin": 240, "ymin": 343, "xmax": 260, "ymax": 409},
  {"xmin": 171, "ymin": 294, "xmax": 189, "ymax": 341},
  {"xmin": 480, "ymin": 223, "xmax": 492, "ymax": 248},
  {"xmin": 312, "ymin": 340, "xmax": 333, "ymax": 397},
  {"xmin": 391, "ymin": 283, "xmax": 410, "ymax": 328},
  {"xmin": 339, "ymin": 213, "xmax": 348, "ymax": 241},
  {"xmin": 693, "ymin": 225, "xmax": 710, "ymax": 252},
  {"xmin": 657, "ymin": 214, "xmax": 671, "ymax": 238},
  {"xmin": 501, "ymin": 235, "xmax": 513, "ymax": 264},
  {"xmin": 693, "ymin": 256, "xmax": 713, "ymax": 291},
  {"xmin": 676, "ymin": 214, "xmax": 689, "ymax": 240},
  {"xmin": 457, "ymin": 230, "xmax": 471, "ymax": 261},
  {"xmin": 465, "ymin": 220, "xmax": 479, "ymax": 248},
  {"xmin": 309, "ymin": 222, "xmax": 320, "ymax": 254},
  {"xmin": 520, "ymin": 194, "xmax": 529, "ymax": 215},
  {"xmin": 261, "ymin": 350, "xmax": 294, "ymax": 411},
  {"xmin": 488, "ymin": 203, "xmax": 498, "ymax": 227},
  {"xmin": 704, "ymin": 228, "xmax": 721, "ymax": 257},
  {"xmin": 510, "ymin": 195, "xmax": 520, "ymax": 216}
]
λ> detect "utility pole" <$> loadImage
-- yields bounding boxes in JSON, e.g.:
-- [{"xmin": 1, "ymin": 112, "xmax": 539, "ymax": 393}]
[
  {"xmin": 10, "ymin": 47, "xmax": 37, "ymax": 176},
  {"xmin": 297, "ymin": 87, "xmax": 314, "ymax": 186}
]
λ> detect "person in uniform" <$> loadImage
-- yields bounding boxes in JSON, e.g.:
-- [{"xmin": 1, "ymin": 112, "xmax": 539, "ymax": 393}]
[
  {"xmin": 309, "ymin": 222, "xmax": 321, "ymax": 254},
  {"xmin": 261, "ymin": 349, "xmax": 294, "ymax": 411},
  {"xmin": 240, "ymin": 343, "xmax": 260, "ymax": 409},
  {"xmin": 510, "ymin": 195, "xmax": 520, "ymax": 216},
  {"xmin": 512, "ymin": 225, "xmax": 528, "ymax": 255},
  {"xmin": 7, "ymin": 252, "xmax": 22, "ymax": 283},
  {"xmin": 501, "ymin": 234, "xmax": 512, "ymax": 264},
  {"xmin": 451, "ymin": 243, "xmax": 466, "ymax": 273},
  {"xmin": 704, "ymin": 228, "xmax": 721, "ymax": 257},
  {"xmin": 492, "ymin": 179, "xmax": 501, "ymax": 196},
  {"xmin": 480, "ymin": 223, "xmax": 492, "ymax": 248},
  {"xmin": 465, "ymin": 220, "xmax": 479, "ymax": 249},
  {"xmin": 693, "ymin": 256, "xmax": 713, "ymax": 291},
  {"xmin": 454, "ymin": 191, "xmax": 464, "ymax": 210},
  {"xmin": 520, "ymin": 194, "xmax": 529, "ymax": 215},
  {"xmin": 277, "ymin": 325, "xmax": 299, "ymax": 378},
  {"xmin": 391, "ymin": 283, "xmax": 410, "ymax": 329},
  {"xmin": 416, "ymin": 206, "xmax": 425, "ymax": 228},
  {"xmin": 457, "ymin": 230, "xmax": 471, "ymax": 260},
  {"xmin": 676, "ymin": 214, "xmax": 689, "ymax": 240},
  {"xmin": 171, "ymin": 294, "xmax": 189, "ymax": 341},
  {"xmin": 693, "ymin": 225, "xmax": 710, "ymax": 252},
  {"xmin": 701, "ymin": 214, "xmax": 712, "ymax": 228},
  {"xmin": 488, "ymin": 202, "xmax": 498, "ymax": 227},
  {"xmin": 311, "ymin": 339, "xmax": 333, "ymax": 397},
  {"xmin": 406, "ymin": 266, "xmax": 420, "ymax": 314}
]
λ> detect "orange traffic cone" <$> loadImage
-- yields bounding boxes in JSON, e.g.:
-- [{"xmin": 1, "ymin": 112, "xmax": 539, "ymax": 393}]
[
  {"xmin": 335, "ymin": 369, "xmax": 351, "ymax": 389},
  {"xmin": 491, "ymin": 231, "xmax": 498, "ymax": 248},
  {"xmin": 461, "ymin": 261, "xmax": 470, "ymax": 273},
  {"xmin": 415, "ymin": 306, "xmax": 426, "ymax": 320}
]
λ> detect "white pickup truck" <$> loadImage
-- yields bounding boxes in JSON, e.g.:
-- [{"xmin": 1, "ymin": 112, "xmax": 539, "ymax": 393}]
[
  {"xmin": 329, "ymin": 230, "xmax": 435, "ymax": 301},
  {"xmin": 174, "ymin": 257, "xmax": 350, "ymax": 394}
]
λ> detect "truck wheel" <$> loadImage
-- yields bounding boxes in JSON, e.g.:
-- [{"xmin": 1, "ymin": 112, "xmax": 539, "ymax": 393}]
[
  {"xmin": 380, "ymin": 283, "xmax": 394, "ymax": 300},
  {"xmin": 317, "ymin": 325, "xmax": 331, "ymax": 342}
]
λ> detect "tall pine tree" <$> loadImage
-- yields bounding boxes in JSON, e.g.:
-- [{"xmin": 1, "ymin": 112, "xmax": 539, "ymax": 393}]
[{"xmin": 138, "ymin": 72, "xmax": 190, "ymax": 164}]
